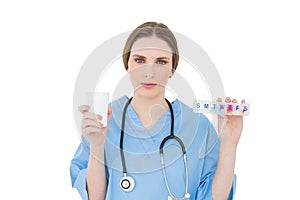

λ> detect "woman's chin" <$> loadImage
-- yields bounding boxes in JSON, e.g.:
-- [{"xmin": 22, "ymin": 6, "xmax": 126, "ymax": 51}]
[{"xmin": 134, "ymin": 88, "xmax": 162, "ymax": 99}]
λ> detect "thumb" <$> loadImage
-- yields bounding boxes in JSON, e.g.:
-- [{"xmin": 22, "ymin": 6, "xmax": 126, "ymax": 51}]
[
  {"xmin": 107, "ymin": 106, "xmax": 113, "ymax": 116},
  {"xmin": 106, "ymin": 107, "xmax": 113, "ymax": 124}
]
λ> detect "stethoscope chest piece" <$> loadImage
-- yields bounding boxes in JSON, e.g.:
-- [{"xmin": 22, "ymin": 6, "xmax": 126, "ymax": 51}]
[
  {"xmin": 119, "ymin": 97, "xmax": 190, "ymax": 199},
  {"xmin": 120, "ymin": 174, "xmax": 135, "ymax": 192}
]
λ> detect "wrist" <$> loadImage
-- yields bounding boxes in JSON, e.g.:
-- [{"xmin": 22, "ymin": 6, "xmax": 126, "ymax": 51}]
[
  {"xmin": 90, "ymin": 144, "xmax": 105, "ymax": 161},
  {"xmin": 219, "ymin": 140, "xmax": 238, "ymax": 154},
  {"xmin": 89, "ymin": 137, "xmax": 106, "ymax": 150},
  {"xmin": 219, "ymin": 134, "xmax": 239, "ymax": 147},
  {"xmin": 90, "ymin": 142, "xmax": 105, "ymax": 151}
]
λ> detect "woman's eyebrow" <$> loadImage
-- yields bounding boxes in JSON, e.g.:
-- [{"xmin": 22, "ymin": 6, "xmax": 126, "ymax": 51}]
[
  {"xmin": 156, "ymin": 57, "xmax": 170, "ymax": 60},
  {"xmin": 131, "ymin": 54, "xmax": 170, "ymax": 60},
  {"xmin": 131, "ymin": 54, "xmax": 146, "ymax": 59}
]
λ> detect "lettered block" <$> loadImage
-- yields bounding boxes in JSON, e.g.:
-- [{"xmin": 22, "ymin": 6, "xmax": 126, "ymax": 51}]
[
  {"xmin": 193, "ymin": 99, "xmax": 250, "ymax": 116},
  {"xmin": 241, "ymin": 103, "xmax": 250, "ymax": 116}
]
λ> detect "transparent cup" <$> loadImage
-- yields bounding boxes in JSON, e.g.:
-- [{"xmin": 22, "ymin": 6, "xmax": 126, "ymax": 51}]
[{"xmin": 86, "ymin": 92, "xmax": 110, "ymax": 127}]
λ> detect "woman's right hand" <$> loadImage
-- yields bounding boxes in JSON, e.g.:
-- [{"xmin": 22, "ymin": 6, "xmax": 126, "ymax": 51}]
[{"xmin": 78, "ymin": 105, "xmax": 113, "ymax": 147}]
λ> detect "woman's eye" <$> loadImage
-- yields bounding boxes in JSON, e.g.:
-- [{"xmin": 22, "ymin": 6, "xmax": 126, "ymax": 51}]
[
  {"xmin": 157, "ymin": 60, "xmax": 167, "ymax": 65},
  {"xmin": 135, "ymin": 58, "xmax": 144, "ymax": 63}
]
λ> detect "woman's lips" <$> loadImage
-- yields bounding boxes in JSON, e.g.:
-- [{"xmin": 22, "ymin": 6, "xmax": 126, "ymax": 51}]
[{"xmin": 141, "ymin": 83, "xmax": 157, "ymax": 88}]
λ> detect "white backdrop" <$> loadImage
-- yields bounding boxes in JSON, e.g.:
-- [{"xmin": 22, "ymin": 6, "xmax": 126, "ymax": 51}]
[{"xmin": 0, "ymin": 0, "xmax": 299, "ymax": 199}]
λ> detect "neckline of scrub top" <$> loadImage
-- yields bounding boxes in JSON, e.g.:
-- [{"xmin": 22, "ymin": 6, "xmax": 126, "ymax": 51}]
[
  {"xmin": 123, "ymin": 96, "xmax": 181, "ymax": 139},
  {"xmin": 106, "ymin": 96, "xmax": 192, "ymax": 173}
]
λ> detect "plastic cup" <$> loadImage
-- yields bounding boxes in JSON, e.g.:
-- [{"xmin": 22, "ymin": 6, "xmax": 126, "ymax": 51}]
[{"xmin": 86, "ymin": 92, "xmax": 110, "ymax": 127}]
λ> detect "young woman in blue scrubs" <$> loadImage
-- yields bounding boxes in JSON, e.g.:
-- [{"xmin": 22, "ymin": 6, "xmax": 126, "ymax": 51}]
[{"xmin": 70, "ymin": 22, "xmax": 246, "ymax": 200}]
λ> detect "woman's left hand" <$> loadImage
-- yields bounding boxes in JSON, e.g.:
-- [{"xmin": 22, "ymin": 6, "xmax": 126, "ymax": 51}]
[{"xmin": 217, "ymin": 97, "xmax": 245, "ymax": 145}]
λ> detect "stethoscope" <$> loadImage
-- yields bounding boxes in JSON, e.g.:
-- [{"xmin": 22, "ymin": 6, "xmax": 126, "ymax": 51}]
[{"xmin": 119, "ymin": 97, "xmax": 190, "ymax": 200}]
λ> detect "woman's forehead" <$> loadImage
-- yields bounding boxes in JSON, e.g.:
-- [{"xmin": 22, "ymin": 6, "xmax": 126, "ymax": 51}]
[{"xmin": 131, "ymin": 37, "xmax": 173, "ymax": 54}]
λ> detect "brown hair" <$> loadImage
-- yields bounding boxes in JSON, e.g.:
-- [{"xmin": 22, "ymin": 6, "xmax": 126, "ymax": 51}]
[{"xmin": 122, "ymin": 22, "xmax": 179, "ymax": 74}]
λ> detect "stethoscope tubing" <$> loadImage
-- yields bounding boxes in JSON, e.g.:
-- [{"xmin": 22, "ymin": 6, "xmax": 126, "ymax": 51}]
[{"xmin": 119, "ymin": 97, "xmax": 189, "ymax": 199}]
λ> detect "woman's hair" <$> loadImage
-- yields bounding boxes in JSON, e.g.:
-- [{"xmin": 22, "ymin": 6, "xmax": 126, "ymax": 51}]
[{"xmin": 122, "ymin": 22, "xmax": 179, "ymax": 74}]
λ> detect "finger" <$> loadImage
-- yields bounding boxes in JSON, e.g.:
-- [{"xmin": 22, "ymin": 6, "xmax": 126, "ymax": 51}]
[
  {"xmin": 102, "ymin": 107, "xmax": 113, "ymax": 129},
  {"xmin": 83, "ymin": 112, "xmax": 103, "ymax": 121},
  {"xmin": 82, "ymin": 126, "xmax": 102, "ymax": 135},
  {"xmin": 241, "ymin": 99, "xmax": 246, "ymax": 103},
  {"xmin": 82, "ymin": 119, "xmax": 103, "ymax": 129},
  {"xmin": 218, "ymin": 114, "xmax": 226, "ymax": 120},
  {"xmin": 216, "ymin": 97, "xmax": 222, "ymax": 102},
  {"xmin": 79, "ymin": 105, "xmax": 90, "ymax": 114},
  {"xmin": 218, "ymin": 114, "xmax": 227, "ymax": 134},
  {"xmin": 232, "ymin": 98, "xmax": 237, "ymax": 103},
  {"xmin": 107, "ymin": 107, "xmax": 113, "ymax": 116},
  {"xmin": 225, "ymin": 97, "xmax": 231, "ymax": 103}
]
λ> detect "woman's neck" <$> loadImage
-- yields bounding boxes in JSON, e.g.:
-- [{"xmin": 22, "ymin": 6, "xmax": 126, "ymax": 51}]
[{"xmin": 130, "ymin": 94, "xmax": 169, "ymax": 131}]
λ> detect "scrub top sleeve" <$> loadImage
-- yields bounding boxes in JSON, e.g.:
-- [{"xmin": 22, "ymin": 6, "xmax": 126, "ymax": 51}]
[
  {"xmin": 196, "ymin": 174, "xmax": 236, "ymax": 200},
  {"xmin": 228, "ymin": 174, "xmax": 237, "ymax": 199},
  {"xmin": 70, "ymin": 137, "xmax": 90, "ymax": 200},
  {"xmin": 196, "ymin": 120, "xmax": 236, "ymax": 200}
]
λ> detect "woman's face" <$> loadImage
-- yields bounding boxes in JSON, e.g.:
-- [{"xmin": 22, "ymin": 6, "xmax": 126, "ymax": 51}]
[{"xmin": 127, "ymin": 37, "xmax": 173, "ymax": 99}]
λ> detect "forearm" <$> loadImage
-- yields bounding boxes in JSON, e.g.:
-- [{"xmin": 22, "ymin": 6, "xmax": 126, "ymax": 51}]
[
  {"xmin": 212, "ymin": 141, "xmax": 237, "ymax": 200},
  {"xmin": 86, "ymin": 144, "xmax": 107, "ymax": 200}
]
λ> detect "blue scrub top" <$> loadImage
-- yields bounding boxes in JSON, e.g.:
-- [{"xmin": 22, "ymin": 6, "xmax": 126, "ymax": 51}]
[{"xmin": 70, "ymin": 96, "xmax": 236, "ymax": 200}]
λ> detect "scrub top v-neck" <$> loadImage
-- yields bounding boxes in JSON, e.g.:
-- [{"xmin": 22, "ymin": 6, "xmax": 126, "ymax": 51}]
[{"xmin": 70, "ymin": 96, "xmax": 236, "ymax": 200}]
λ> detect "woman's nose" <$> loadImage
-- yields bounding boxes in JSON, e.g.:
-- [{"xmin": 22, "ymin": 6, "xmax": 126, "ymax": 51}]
[
  {"xmin": 144, "ymin": 73, "xmax": 154, "ymax": 78},
  {"xmin": 143, "ymin": 64, "xmax": 155, "ymax": 78}
]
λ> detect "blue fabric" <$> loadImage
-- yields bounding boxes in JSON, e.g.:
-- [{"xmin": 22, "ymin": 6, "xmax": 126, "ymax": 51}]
[{"xmin": 70, "ymin": 96, "xmax": 236, "ymax": 199}]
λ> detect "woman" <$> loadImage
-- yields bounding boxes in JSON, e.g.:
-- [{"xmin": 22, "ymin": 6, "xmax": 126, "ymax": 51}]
[{"xmin": 70, "ymin": 22, "xmax": 245, "ymax": 200}]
